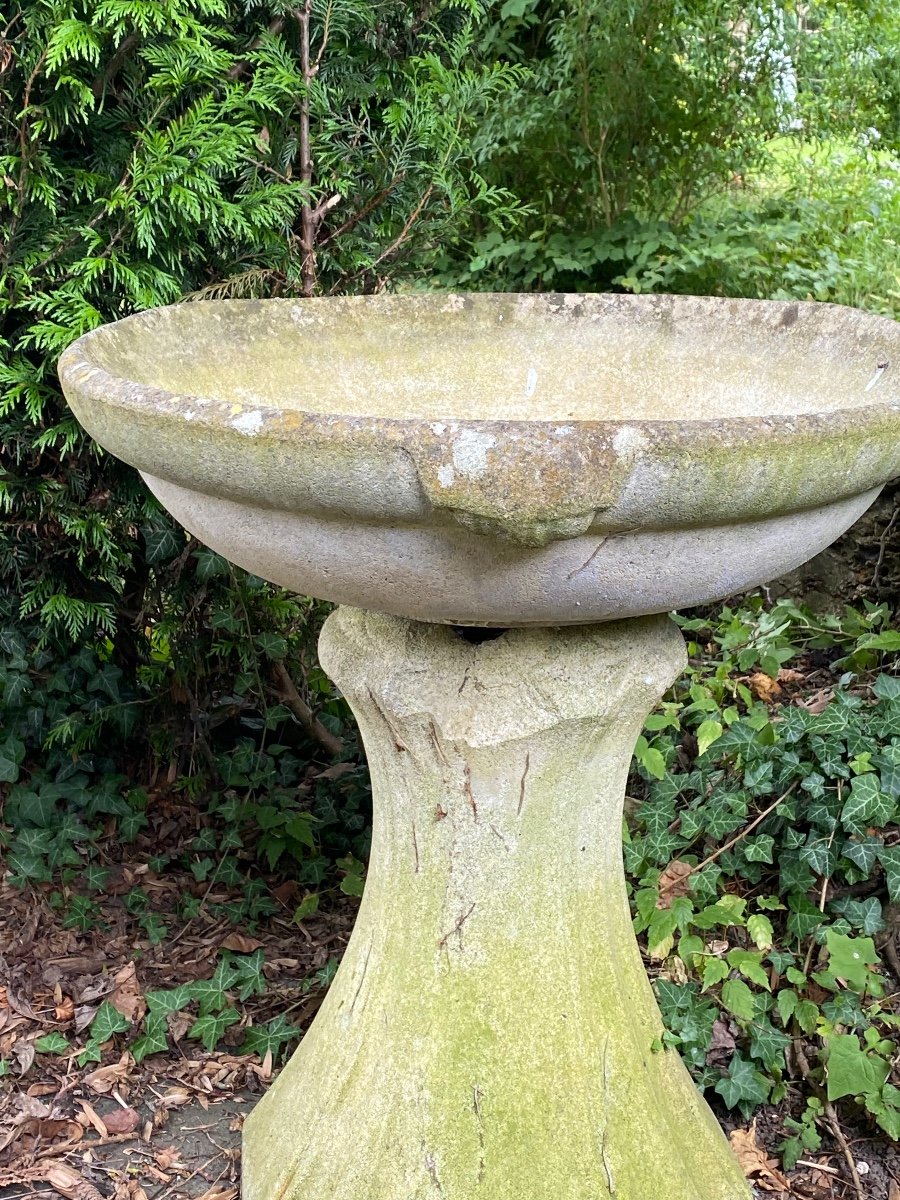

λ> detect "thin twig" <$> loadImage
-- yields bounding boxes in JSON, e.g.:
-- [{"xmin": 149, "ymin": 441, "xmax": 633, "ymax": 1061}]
[{"xmin": 690, "ymin": 779, "xmax": 800, "ymax": 874}]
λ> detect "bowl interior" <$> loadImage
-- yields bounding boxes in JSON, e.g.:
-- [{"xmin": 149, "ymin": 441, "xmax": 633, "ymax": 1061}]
[{"xmin": 79, "ymin": 294, "xmax": 895, "ymax": 424}]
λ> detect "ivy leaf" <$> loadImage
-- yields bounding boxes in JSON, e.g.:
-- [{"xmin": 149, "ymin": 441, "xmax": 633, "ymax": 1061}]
[
  {"xmin": 143, "ymin": 526, "xmax": 182, "ymax": 564},
  {"xmin": 830, "ymin": 897, "xmax": 884, "ymax": 936},
  {"xmin": 721, "ymin": 978, "xmax": 756, "ymax": 1021},
  {"xmin": 714, "ymin": 1054, "xmax": 770, "ymax": 1111},
  {"xmin": 35, "ymin": 1032, "xmax": 70, "ymax": 1054},
  {"xmin": 146, "ymin": 984, "xmax": 193, "ymax": 1014},
  {"xmin": 188, "ymin": 1008, "xmax": 239, "ymax": 1051},
  {"xmin": 825, "ymin": 1033, "xmax": 890, "ymax": 1100},
  {"xmin": 241, "ymin": 1015, "xmax": 299, "ymax": 1062},
  {"xmin": 879, "ymin": 846, "xmax": 900, "ymax": 902},
  {"xmin": 841, "ymin": 774, "xmax": 894, "ymax": 831},
  {"xmin": 824, "ymin": 931, "xmax": 879, "ymax": 990},
  {"xmin": 131, "ymin": 1011, "xmax": 169, "ymax": 1063},
  {"xmin": 872, "ymin": 674, "xmax": 900, "ymax": 701},
  {"xmin": 90, "ymin": 1000, "xmax": 131, "ymax": 1043},
  {"xmin": 190, "ymin": 959, "xmax": 240, "ymax": 1016},
  {"xmin": 841, "ymin": 837, "xmax": 881, "ymax": 873},
  {"xmin": 749, "ymin": 1018, "xmax": 790, "ymax": 1068},
  {"xmin": 742, "ymin": 835, "xmax": 775, "ymax": 864}
]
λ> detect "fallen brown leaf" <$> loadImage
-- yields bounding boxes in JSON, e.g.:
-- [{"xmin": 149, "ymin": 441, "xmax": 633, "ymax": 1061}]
[
  {"xmin": 157, "ymin": 1087, "xmax": 192, "ymax": 1110},
  {"xmin": 166, "ymin": 1010, "xmax": 193, "ymax": 1042},
  {"xmin": 76, "ymin": 1099, "xmax": 108, "ymax": 1138},
  {"xmin": 55, "ymin": 995, "xmax": 75, "ymax": 1023},
  {"xmin": 729, "ymin": 1121, "xmax": 790, "ymax": 1192},
  {"xmin": 776, "ymin": 667, "xmax": 806, "ymax": 683},
  {"xmin": 154, "ymin": 1146, "xmax": 184, "ymax": 1172},
  {"xmin": 44, "ymin": 1162, "xmax": 105, "ymax": 1200},
  {"xmin": 83, "ymin": 1053, "xmax": 132, "ymax": 1094},
  {"xmin": 656, "ymin": 859, "xmax": 693, "ymax": 909},
  {"xmin": 220, "ymin": 932, "xmax": 263, "ymax": 954},
  {"xmin": 196, "ymin": 1189, "xmax": 237, "ymax": 1200},
  {"xmin": 109, "ymin": 963, "xmax": 145, "ymax": 1024},
  {"xmin": 102, "ymin": 1107, "xmax": 140, "ymax": 1135},
  {"xmin": 749, "ymin": 672, "xmax": 781, "ymax": 704},
  {"xmin": 888, "ymin": 1179, "xmax": 900, "ymax": 1200}
]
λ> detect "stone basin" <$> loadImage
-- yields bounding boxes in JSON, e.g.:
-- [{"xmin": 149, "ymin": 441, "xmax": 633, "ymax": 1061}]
[{"xmin": 58, "ymin": 292, "xmax": 900, "ymax": 625}]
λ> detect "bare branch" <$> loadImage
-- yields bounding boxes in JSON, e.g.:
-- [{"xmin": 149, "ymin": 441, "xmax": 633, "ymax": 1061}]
[{"xmin": 272, "ymin": 660, "xmax": 344, "ymax": 758}]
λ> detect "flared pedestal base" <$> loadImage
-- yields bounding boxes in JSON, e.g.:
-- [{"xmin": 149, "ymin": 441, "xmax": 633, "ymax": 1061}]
[{"xmin": 242, "ymin": 609, "xmax": 751, "ymax": 1200}]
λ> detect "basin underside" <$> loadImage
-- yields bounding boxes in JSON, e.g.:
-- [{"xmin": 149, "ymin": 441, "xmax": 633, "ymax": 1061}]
[{"xmin": 144, "ymin": 473, "xmax": 877, "ymax": 625}]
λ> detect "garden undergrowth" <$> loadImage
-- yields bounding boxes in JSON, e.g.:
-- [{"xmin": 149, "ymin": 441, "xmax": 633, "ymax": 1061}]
[{"xmin": 2, "ymin": 593, "xmax": 900, "ymax": 1172}]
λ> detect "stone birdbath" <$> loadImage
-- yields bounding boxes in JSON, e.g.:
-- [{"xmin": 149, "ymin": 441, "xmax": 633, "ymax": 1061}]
[{"xmin": 59, "ymin": 293, "xmax": 900, "ymax": 1200}]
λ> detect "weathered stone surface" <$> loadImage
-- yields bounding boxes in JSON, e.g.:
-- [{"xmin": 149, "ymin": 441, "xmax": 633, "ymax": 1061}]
[
  {"xmin": 242, "ymin": 608, "xmax": 750, "ymax": 1200},
  {"xmin": 143, "ymin": 470, "xmax": 877, "ymax": 625},
  {"xmin": 58, "ymin": 293, "xmax": 900, "ymax": 621}
]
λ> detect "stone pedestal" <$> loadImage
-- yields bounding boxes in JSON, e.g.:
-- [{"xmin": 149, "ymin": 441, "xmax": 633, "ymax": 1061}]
[{"xmin": 242, "ymin": 608, "xmax": 751, "ymax": 1200}]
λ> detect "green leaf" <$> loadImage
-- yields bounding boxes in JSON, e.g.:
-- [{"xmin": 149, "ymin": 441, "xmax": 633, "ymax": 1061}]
[
  {"xmin": 701, "ymin": 958, "xmax": 729, "ymax": 991},
  {"xmin": 35, "ymin": 1032, "xmax": 70, "ymax": 1054},
  {"xmin": 255, "ymin": 632, "xmax": 287, "ymax": 659},
  {"xmin": 188, "ymin": 1008, "xmax": 239, "ymax": 1051},
  {"xmin": 241, "ymin": 1015, "xmax": 299, "ymax": 1062},
  {"xmin": 714, "ymin": 1054, "xmax": 770, "ymax": 1111},
  {"xmin": 824, "ymin": 931, "xmax": 879, "ymax": 990},
  {"xmin": 879, "ymin": 845, "xmax": 900, "ymax": 901},
  {"xmin": 727, "ymin": 950, "xmax": 770, "ymax": 990},
  {"xmin": 841, "ymin": 774, "xmax": 894, "ymax": 831},
  {"xmin": 696, "ymin": 719, "xmax": 723, "ymax": 757},
  {"xmin": 340, "ymin": 873, "xmax": 365, "ymax": 897},
  {"xmin": 294, "ymin": 892, "xmax": 320, "ymax": 922},
  {"xmin": 857, "ymin": 631, "xmax": 900, "ymax": 652},
  {"xmin": 747, "ymin": 914, "xmax": 774, "ymax": 950},
  {"xmin": 777, "ymin": 988, "xmax": 798, "ymax": 1027},
  {"xmin": 825, "ymin": 1033, "xmax": 890, "ymax": 1101},
  {"xmin": 90, "ymin": 1000, "xmax": 131, "ymax": 1043},
  {"xmin": 873, "ymin": 674, "xmax": 900, "ymax": 701},
  {"xmin": 749, "ymin": 1018, "xmax": 790, "ymax": 1069},
  {"xmin": 841, "ymin": 837, "xmax": 881, "ymax": 873},
  {"xmin": 146, "ymin": 984, "xmax": 193, "ymax": 1014},
  {"xmin": 743, "ymin": 835, "xmax": 775, "ymax": 864},
  {"xmin": 795, "ymin": 1000, "xmax": 820, "ymax": 1034},
  {"xmin": 190, "ymin": 960, "xmax": 240, "ymax": 1016},
  {"xmin": 144, "ymin": 526, "xmax": 182, "ymax": 563},
  {"xmin": 721, "ymin": 978, "xmax": 756, "ymax": 1021},
  {"xmin": 131, "ymin": 1012, "xmax": 169, "ymax": 1063}
]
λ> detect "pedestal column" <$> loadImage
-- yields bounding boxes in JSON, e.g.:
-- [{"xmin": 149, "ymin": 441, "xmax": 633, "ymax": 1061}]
[{"xmin": 242, "ymin": 607, "xmax": 751, "ymax": 1200}]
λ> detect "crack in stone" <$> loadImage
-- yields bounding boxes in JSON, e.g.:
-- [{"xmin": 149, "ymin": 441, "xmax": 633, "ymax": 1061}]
[
  {"xmin": 438, "ymin": 901, "xmax": 476, "ymax": 952},
  {"xmin": 599, "ymin": 1033, "xmax": 616, "ymax": 1195},
  {"xmin": 349, "ymin": 943, "xmax": 373, "ymax": 1017},
  {"xmin": 424, "ymin": 1152, "xmax": 445, "ymax": 1197},
  {"xmin": 366, "ymin": 685, "xmax": 409, "ymax": 753},
  {"xmin": 566, "ymin": 537, "xmax": 607, "ymax": 580},
  {"xmin": 412, "ymin": 820, "xmax": 420, "ymax": 873},
  {"xmin": 517, "ymin": 751, "xmax": 531, "ymax": 816},
  {"xmin": 463, "ymin": 762, "xmax": 478, "ymax": 821},
  {"xmin": 473, "ymin": 1085, "xmax": 486, "ymax": 1184},
  {"xmin": 430, "ymin": 719, "xmax": 450, "ymax": 765}
]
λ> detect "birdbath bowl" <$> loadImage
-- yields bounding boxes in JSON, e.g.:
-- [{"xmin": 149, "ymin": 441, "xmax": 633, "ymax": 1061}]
[{"xmin": 60, "ymin": 293, "xmax": 900, "ymax": 1200}]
